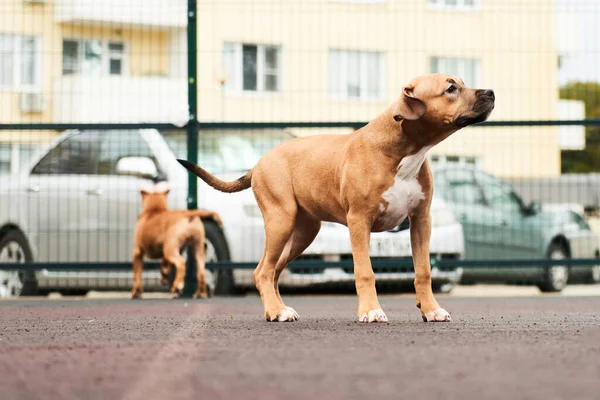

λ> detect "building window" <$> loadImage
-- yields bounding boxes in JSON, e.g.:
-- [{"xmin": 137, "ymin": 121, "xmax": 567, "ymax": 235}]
[
  {"xmin": 328, "ymin": 50, "xmax": 385, "ymax": 101},
  {"xmin": 430, "ymin": 57, "xmax": 481, "ymax": 87},
  {"xmin": 108, "ymin": 42, "xmax": 125, "ymax": 75},
  {"xmin": 0, "ymin": 34, "xmax": 41, "ymax": 90},
  {"xmin": 429, "ymin": 154, "xmax": 482, "ymax": 168},
  {"xmin": 223, "ymin": 43, "xmax": 281, "ymax": 93},
  {"xmin": 428, "ymin": 0, "xmax": 479, "ymax": 11},
  {"xmin": 62, "ymin": 39, "xmax": 128, "ymax": 76}
]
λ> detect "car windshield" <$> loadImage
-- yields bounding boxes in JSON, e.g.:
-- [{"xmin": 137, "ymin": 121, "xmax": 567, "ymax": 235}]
[{"xmin": 161, "ymin": 129, "xmax": 294, "ymax": 174}]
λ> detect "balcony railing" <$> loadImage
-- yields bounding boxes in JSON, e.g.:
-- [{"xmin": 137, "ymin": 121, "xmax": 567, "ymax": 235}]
[
  {"xmin": 53, "ymin": 75, "xmax": 187, "ymax": 125},
  {"xmin": 54, "ymin": 0, "xmax": 186, "ymax": 29}
]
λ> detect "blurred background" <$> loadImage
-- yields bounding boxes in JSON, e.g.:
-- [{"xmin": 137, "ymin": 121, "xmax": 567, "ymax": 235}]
[{"xmin": 1, "ymin": 0, "xmax": 600, "ymax": 298}]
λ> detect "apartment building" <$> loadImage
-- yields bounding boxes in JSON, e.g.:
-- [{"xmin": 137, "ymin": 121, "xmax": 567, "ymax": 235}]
[
  {"xmin": 197, "ymin": 0, "xmax": 569, "ymax": 178},
  {"xmin": 0, "ymin": 0, "xmax": 187, "ymax": 174},
  {"xmin": 0, "ymin": 0, "xmax": 575, "ymax": 178}
]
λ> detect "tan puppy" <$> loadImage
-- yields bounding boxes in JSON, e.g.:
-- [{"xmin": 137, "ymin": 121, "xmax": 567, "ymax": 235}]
[
  {"xmin": 178, "ymin": 74, "xmax": 495, "ymax": 322},
  {"xmin": 130, "ymin": 182, "xmax": 222, "ymax": 299}
]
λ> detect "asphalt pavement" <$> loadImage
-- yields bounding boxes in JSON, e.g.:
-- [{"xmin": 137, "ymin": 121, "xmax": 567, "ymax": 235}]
[{"xmin": 1, "ymin": 295, "xmax": 599, "ymax": 400}]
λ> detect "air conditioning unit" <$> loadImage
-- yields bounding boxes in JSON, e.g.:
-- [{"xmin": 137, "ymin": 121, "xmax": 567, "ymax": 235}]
[
  {"xmin": 20, "ymin": 92, "xmax": 45, "ymax": 113},
  {"xmin": 24, "ymin": 0, "xmax": 48, "ymax": 4}
]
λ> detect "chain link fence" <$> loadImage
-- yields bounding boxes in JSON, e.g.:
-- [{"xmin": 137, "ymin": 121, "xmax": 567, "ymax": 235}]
[{"xmin": 1, "ymin": 0, "xmax": 600, "ymax": 298}]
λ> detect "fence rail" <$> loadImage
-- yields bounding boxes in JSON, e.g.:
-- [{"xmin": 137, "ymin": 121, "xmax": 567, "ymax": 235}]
[
  {"xmin": 2, "ymin": 119, "xmax": 600, "ymax": 131},
  {"xmin": 2, "ymin": 258, "xmax": 598, "ymax": 272}
]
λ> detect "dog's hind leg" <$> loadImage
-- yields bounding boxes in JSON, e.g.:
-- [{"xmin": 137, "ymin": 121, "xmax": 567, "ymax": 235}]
[
  {"xmin": 192, "ymin": 234, "xmax": 208, "ymax": 299},
  {"xmin": 250, "ymin": 161, "xmax": 300, "ymax": 321},
  {"xmin": 274, "ymin": 212, "xmax": 321, "ymax": 307},
  {"xmin": 130, "ymin": 248, "xmax": 144, "ymax": 299},
  {"xmin": 254, "ymin": 213, "xmax": 297, "ymax": 321},
  {"xmin": 163, "ymin": 246, "xmax": 187, "ymax": 298}
]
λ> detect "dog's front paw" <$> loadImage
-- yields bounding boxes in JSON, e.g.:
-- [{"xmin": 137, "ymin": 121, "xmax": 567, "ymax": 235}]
[
  {"xmin": 359, "ymin": 308, "xmax": 388, "ymax": 323},
  {"xmin": 422, "ymin": 307, "xmax": 451, "ymax": 322},
  {"xmin": 266, "ymin": 307, "xmax": 299, "ymax": 322}
]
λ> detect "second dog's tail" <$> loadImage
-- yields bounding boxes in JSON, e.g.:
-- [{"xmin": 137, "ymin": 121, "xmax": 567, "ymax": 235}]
[
  {"xmin": 177, "ymin": 159, "xmax": 252, "ymax": 193},
  {"xmin": 187, "ymin": 210, "xmax": 223, "ymax": 226}
]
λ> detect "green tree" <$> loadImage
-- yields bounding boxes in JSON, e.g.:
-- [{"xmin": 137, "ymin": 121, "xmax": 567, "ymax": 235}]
[{"xmin": 559, "ymin": 82, "xmax": 600, "ymax": 173}]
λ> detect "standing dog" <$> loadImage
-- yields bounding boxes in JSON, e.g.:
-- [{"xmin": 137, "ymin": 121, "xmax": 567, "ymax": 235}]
[
  {"xmin": 131, "ymin": 182, "xmax": 222, "ymax": 299},
  {"xmin": 178, "ymin": 74, "xmax": 495, "ymax": 322}
]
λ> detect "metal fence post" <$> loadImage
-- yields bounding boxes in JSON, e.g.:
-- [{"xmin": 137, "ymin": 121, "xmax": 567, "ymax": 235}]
[{"xmin": 183, "ymin": 0, "xmax": 199, "ymax": 298}]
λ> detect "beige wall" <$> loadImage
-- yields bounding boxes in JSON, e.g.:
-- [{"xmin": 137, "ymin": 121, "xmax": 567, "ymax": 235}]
[
  {"xmin": 197, "ymin": 0, "xmax": 558, "ymax": 121},
  {"xmin": 1, "ymin": 0, "xmax": 561, "ymax": 178},
  {"xmin": 0, "ymin": 131, "xmax": 57, "ymax": 145},
  {"xmin": 430, "ymin": 126, "xmax": 561, "ymax": 178},
  {"xmin": 196, "ymin": 0, "xmax": 560, "ymax": 177},
  {"xmin": 418, "ymin": 0, "xmax": 560, "ymax": 178}
]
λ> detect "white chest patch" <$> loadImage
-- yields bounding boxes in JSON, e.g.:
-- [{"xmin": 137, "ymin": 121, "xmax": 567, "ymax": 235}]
[{"xmin": 376, "ymin": 146, "xmax": 431, "ymax": 231}]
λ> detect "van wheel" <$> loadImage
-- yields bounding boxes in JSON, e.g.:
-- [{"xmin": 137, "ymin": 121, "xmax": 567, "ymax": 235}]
[
  {"xmin": 538, "ymin": 243, "xmax": 569, "ymax": 293},
  {"xmin": 0, "ymin": 230, "xmax": 39, "ymax": 297}
]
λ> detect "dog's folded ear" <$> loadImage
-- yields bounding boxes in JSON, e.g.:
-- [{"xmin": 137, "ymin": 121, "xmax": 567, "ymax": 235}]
[{"xmin": 392, "ymin": 86, "xmax": 427, "ymax": 121}]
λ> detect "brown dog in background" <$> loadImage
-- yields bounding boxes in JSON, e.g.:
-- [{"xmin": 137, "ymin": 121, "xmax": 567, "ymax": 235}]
[{"xmin": 130, "ymin": 182, "xmax": 222, "ymax": 299}]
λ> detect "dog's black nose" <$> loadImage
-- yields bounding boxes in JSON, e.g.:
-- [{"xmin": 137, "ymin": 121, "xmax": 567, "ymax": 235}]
[{"xmin": 482, "ymin": 89, "xmax": 495, "ymax": 100}]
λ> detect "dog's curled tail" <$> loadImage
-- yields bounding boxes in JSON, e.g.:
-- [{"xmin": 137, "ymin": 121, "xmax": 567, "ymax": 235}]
[{"xmin": 177, "ymin": 159, "xmax": 252, "ymax": 193}]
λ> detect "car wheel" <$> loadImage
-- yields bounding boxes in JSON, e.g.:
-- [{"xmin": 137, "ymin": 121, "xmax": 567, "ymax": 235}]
[
  {"xmin": 203, "ymin": 220, "xmax": 238, "ymax": 296},
  {"xmin": 0, "ymin": 230, "xmax": 38, "ymax": 297},
  {"xmin": 538, "ymin": 243, "xmax": 569, "ymax": 293}
]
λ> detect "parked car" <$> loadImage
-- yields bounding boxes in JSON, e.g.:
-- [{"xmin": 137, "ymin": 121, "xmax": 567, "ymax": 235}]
[
  {"xmin": 432, "ymin": 165, "xmax": 600, "ymax": 292},
  {"xmin": 0, "ymin": 128, "xmax": 464, "ymax": 297}
]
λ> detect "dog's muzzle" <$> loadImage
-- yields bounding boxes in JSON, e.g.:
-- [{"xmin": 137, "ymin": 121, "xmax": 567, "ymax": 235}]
[{"xmin": 454, "ymin": 89, "xmax": 495, "ymax": 128}]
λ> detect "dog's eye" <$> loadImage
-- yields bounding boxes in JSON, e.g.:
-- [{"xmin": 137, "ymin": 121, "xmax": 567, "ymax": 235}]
[{"xmin": 445, "ymin": 85, "xmax": 457, "ymax": 94}]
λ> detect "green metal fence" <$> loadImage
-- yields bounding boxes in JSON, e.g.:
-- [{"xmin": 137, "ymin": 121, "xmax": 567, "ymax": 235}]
[{"xmin": 1, "ymin": 0, "xmax": 600, "ymax": 298}]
